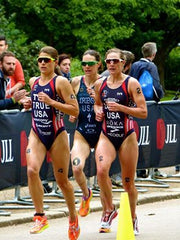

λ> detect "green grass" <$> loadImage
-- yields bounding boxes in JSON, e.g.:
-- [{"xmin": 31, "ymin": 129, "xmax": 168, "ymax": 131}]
[{"xmin": 161, "ymin": 90, "xmax": 177, "ymax": 101}]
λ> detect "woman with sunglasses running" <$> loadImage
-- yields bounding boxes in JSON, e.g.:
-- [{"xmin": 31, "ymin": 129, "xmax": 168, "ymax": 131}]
[
  {"xmin": 23, "ymin": 46, "xmax": 80, "ymax": 240},
  {"xmin": 94, "ymin": 48, "xmax": 147, "ymax": 235},
  {"xmin": 69, "ymin": 49, "xmax": 103, "ymax": 218}
]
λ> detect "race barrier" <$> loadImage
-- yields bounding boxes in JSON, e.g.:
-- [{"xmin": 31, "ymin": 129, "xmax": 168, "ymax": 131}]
[{"xmin": 0, "ymin": 100, "xmax": 179, "ymax": 191}]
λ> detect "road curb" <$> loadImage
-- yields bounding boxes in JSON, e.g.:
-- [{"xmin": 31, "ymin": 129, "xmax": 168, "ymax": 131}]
[{"xmin": 0, "ymin": 191, "xmax": 180, "ymax": 228}]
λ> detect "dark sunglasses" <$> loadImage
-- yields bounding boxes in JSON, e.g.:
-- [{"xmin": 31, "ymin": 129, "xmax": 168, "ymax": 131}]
[
  {"xmin": 37, "ymin": 56, "xmax": 55, "ymax": 63},
  {"xmin": 105, "ymin": 59, "xmax": 123, "ymax": 64},
  {"xmin": 81, "ymin": 61, "xmax": 98, "ymax": 66}
]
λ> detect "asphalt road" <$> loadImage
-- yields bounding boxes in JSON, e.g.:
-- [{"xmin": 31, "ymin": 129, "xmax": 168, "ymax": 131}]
[{"xmin": 0, "ymin": 199, "xmax": 180, "ymax": 240}]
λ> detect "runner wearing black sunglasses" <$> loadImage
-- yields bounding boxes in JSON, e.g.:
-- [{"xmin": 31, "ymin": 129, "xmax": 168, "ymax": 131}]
[{"xmin": 22, "ymin": 46, "xmax": 80, "ymax": 240}]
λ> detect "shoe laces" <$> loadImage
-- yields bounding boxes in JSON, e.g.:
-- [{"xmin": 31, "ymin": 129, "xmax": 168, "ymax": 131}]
[
  {"xmin": 33, "ymin": 216, "xmax": 45, "ymax": 226},
  {"xmin": 80, "ymin": 198, "xmax": 86, "ymax": 209},
  {"xmin": 69, "ymin": 221, "xmax": 79, "ymax": 240},
  {"xmin": 69, "ymin": 218, "xmax": 78, "ymax": 231},
  {"xmin": 34, "ymin": 219, "xmax": 41, "ymax": 226},
  {"xmin": 81, "ymin": 193, "xmax": 89, "ymax": 207},
  {"xmin": 69, "ymin": 221, "xmax": 75, "ymax": 228},
  {"xmin": 102, "ymin": 211, "xmax": 111, "ymax": 222},
  {"xmin": 31, "ymin": 219, "xmax": 42, "ymax": 229},
  {"xmin": 82, "ymin": 189, "xmax": 90, "ymax": 202}
]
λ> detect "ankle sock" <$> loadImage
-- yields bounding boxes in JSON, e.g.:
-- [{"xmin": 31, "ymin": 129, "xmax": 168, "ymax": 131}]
[{"xmin": 34, "ymin": 213, "xmax": 45, "ymax": 217}]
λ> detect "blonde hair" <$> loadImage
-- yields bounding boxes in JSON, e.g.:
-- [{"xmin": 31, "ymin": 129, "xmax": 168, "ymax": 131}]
[{"xmin": 105, "ymin": 48, "xmax": 125, "ymax": 60}]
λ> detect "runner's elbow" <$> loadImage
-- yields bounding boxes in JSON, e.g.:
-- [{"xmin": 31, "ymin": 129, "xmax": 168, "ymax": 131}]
[{"xmin": 141, "ymin": 109, "xmax": 148, "ymax": 119}]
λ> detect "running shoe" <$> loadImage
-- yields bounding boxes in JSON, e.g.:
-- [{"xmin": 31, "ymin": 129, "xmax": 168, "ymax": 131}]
[
  {"xmin": 30, "ymin": 215, "xmax": 49, "ymax": 234},
  {"xmin": 133, "ymin": 217, "xmax": 139, "ymax": 236},
  {"xmin": 99, "ymin": 206, "xmax": 118, "ymax": 233},
  {"xmin": 111, "ymin": 173, "xmax": 122, "ymax": 186},
  {"xmin": 153, "ymin": 169, "xmax": 167, "ymax": 179},
  {"xmin": 68, "ymin": 215, "xmax": 80, "ymax": 240},
  {"xmin": 79, "ymin": 188, "xmax": 93, "ymax": 217}
]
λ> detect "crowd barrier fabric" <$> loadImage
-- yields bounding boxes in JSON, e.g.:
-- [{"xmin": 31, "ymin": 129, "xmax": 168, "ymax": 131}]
[{"xmin": 0, "ymin": 100, "xmax": 179, "ymax": 190}]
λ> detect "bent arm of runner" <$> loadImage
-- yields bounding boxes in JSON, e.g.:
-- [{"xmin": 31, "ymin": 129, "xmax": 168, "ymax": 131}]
[
  {"xmin": 94, "ymin": 79, "xmax": 105, "ymax": 122},
  {"xmin": 53, "ymin": 76, "xmax": 79, "ymax": 117},
  {"xmin": 120, "ymin": 77, "xmax": 147, "ymax": 119},
  {"xmin": 106, "ymin": 77, "xmax": 147, "ymax": 119}
]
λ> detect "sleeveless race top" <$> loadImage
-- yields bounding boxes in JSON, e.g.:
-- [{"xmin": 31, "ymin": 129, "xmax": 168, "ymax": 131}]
[
  {"xmin": 31, "ymin": 76, "xmax": 65, "ymax": 150},
  {"xmin": 99, "ymin": 76, "xmax": 134, "ymax": 149},
  {"xmin": 76, "ymin": 76, "xmax": 102, "ymax": 148}
]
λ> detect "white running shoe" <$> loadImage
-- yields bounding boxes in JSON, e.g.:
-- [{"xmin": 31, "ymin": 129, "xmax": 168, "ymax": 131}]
[
  {"xmin": 99, "ymin": 206, "xmax": 118, "ymax": 233},
  {"xmin": 133, "ymin": 217, "xmax": 139, "ymax": 236}
]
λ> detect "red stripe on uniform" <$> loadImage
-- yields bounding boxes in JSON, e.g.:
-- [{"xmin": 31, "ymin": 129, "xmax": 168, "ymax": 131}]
[{"xmin": 121, "ymin": 80, "xmax": 129, "ymax": 105}]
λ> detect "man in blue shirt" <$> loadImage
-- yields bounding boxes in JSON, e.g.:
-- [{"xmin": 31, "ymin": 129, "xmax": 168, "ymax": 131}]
[
  {"xmin": 129, "ymin": 42, "xmax": 164, "ymax": 102},
  {"xmin": 0, "ymin": 51, "xmax": 26, "ymax": 110}
]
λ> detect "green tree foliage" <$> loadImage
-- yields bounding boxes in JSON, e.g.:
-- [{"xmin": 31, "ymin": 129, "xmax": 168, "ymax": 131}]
[
  {"xmin": 165, "ymin": 46, "xmax": 180, "ymax": 90},
  {"xmin": 0, "ymin": 5, "xmax": 46, "ymax": 88},
  {"xmin": 0, "ymin": 0, "xmax": 179, "ymax": 89},
  {"xmin": 71, "ymin": 58, "xmax": 83, "ymax": 78}
]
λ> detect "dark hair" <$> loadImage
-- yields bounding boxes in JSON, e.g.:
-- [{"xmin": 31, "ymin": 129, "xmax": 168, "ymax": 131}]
[
  {"xmin": 122, "ymin": 50, "xmax": 135, "ymax": 65},
  {"xmin": 0, "ymin": 35, "xmax": 7, "ymax": 44},
  {"xmin": 83, "ymin": 49, "xmax": 103, "ymax": 72},
  {"xmin": 0, "ymin": 51, "xmax": 15, "ymax": 62},
  {"xmin": 58, "ymin": 53, "xmax": 71, "ymax": 65},
  {"xmin": 39, "ymin": 46, "xmax": 61, "ymax": 75},
  {"xmin": 39, "ymin": 46, "xmax": 58, "ymax": 60},
  {"xmin": 121, "ymin": 50, "xmax": 135, "ymax": 74}
]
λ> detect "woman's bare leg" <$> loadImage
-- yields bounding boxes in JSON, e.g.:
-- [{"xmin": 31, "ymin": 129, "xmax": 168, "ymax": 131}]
[
  {"xmin": 119, "ymin": 132, "xmax": 138, "ymax": 219},
  {"xmin": 50, "ymin": 131, "xmax": 77, "ymax": 221},
  {"xmin": 26, "ymin": 130, "xmax": 46, "ymax": 213}
]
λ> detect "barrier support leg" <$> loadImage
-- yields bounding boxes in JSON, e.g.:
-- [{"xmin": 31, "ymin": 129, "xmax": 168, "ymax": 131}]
[
  {"xmin": 160, "ymin": 170, "xmax": 180, "ymax": 183},
  {"xmin": 0, "ymin": 185, "xmax": 49, "ymax": 209},
  {"xmin": 135, "ymin": 168, "xmax": 169, "ymax": 188},
  {"xmin": 0, "ymin": 185, "xmax": 33, "ymax": 205},
  {"xmin": 0, "ymin": 210, "xmax": 11, "ymax": 216},
  {"xmin": 23, "ymin": 181, "xmax": 79, "ymax": 204}
]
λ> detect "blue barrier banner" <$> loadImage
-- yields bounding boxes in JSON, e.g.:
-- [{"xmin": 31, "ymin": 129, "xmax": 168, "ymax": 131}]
[
  {"xmin": 0, "ymin": 100, "xmax": 179, "ymax": 190},
  {"xmin": 135, "ymin": 101, "xmax": 180, "ymax": 168},
  {"xmin": 156, "ymin": 101, "xmax": 180, "ymax": 167},
  {"xmin": 0, "ymin": 111, "xmax": 31, "ymax": 190}
]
